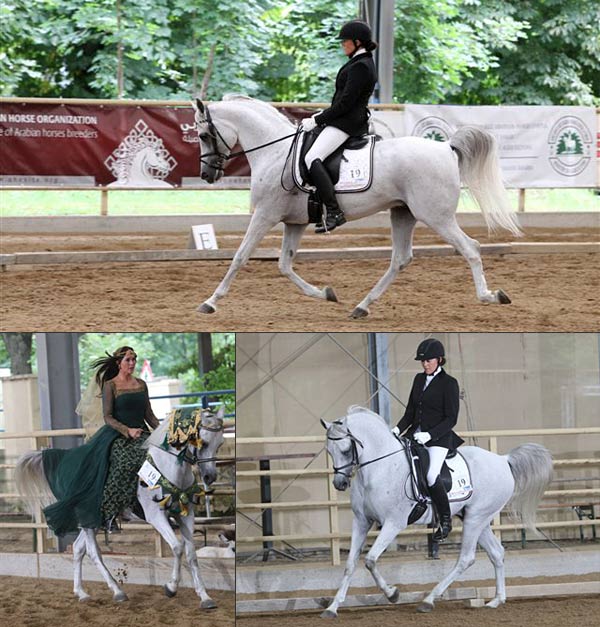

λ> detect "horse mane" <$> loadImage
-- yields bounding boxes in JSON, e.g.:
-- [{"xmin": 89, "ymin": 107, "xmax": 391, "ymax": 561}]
[
  {"xmin": 347, "ymin": 405, "xmax": 388, "ymax": 426},
  {"xmin": 221, "ymin": 93, "xmax": 295, "ymax": 128}
]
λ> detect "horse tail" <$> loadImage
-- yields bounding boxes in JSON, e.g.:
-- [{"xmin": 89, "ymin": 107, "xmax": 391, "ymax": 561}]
[
  {"xmin": 15, "ymin": 450, "xmax": 55, "ymax": 516},
  {"xmin": 505, "ymin": 443, "xmax": 553, "ymax": 531},
  {"xmin": 449, "ymin": 126, "xmax": 522, "ymax": 237}
]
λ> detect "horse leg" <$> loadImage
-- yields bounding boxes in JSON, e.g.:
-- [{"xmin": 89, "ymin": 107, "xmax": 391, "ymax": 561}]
[
  {"xmin": 322, "ymin": 515, "xmax": 372, "ymax": 618},
  {"xmin": 363, "ymin": 520, "xmax": 405, "ymax": 603},
  {"xmin": 352, "ymin": 206, "xmax": 416, "ymax": 318},
  {"xmin": 199, "ymin": 210, "xmax": 279, "ymax": 313},
  {"xmin": 418, "ymin": 516, "xmax": 485, "ymax": 612},
  {"xmin": 178, "ymin": 513, "xmax": 216, "ymax": 609},
  {"xmin": 434, "ymin": 219, "xmax": 510, "ymax": 304},
  {"xmin": 477, "ymin": 525, "xmax": 506, "ymax": 608},
  {"xmin": 148, "ymin": 510, "xmax": 185, "ymax": 597},
  {"xmin": 279, "ymin": 223, "xmax": 338, "ymax": 302},
  {"xmin": 73, "ymin": 529, "xmax": 90, "ymax": 601},
  {"xmin": 82, "ymin": 528, "xmax": 128, "ymax": 601}
]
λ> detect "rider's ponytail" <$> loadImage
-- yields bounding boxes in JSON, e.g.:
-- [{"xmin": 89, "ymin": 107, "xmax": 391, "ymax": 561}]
[{"xmin": 364, "ymin": 40, "xmax": 378, "ymax": 52}]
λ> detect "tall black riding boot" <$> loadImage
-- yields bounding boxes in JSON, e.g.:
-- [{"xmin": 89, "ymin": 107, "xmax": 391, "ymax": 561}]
[
  {"xmin": 428, "ymin": 477, "xmax": 452, "ymax": 541},
  {"xmin": 309, "ymin": 159, "xmax": 346, "ymax": 233}
]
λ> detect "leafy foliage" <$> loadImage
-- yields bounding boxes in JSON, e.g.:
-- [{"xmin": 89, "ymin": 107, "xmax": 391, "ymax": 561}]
[{"xmin": 1, "ymin": 0, "xmax": 598, "ymax": 104}]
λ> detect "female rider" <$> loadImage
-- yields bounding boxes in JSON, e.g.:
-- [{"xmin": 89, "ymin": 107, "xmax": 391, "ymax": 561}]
[
  {"xmin": 302, "ymin": 20, "xmax": 378, "ymax": 233},
  {"xmin": 392, "ymin": 338, "xmax": 464, "ymax": 540}
]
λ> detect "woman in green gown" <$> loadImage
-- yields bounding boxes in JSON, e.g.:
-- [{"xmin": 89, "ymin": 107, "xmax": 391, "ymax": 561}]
[{"xmin": 42, "ymin": 346, "xmax": 160, "ymax": 536}]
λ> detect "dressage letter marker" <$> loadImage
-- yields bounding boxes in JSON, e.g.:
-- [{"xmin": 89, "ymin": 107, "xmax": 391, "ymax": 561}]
[{"xmin": 190, "ymin": 224, "xmax": 218, "ymax": 250}]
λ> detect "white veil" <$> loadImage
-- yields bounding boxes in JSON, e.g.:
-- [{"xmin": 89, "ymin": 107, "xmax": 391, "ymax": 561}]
[{"xmin": 76, "ymin": 376, "xmax": 104, "ymax": 439}]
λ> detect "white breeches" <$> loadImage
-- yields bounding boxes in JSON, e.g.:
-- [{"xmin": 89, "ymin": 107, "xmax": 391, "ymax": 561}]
[
  {"xmin": 304, "ymin": 126, "xmax": 350, "ymax": 169},
  {"xmin": 427, "ymin": 446, "xmax": 449, "ymax": 486}
]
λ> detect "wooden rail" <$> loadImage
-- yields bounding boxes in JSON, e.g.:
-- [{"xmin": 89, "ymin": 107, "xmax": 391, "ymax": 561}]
[
  {"xmin": 237, "ymin": 428, "xmax": 600, "ymax": 565},
  {"xmin": 0, "ymin": 426, "xmax": 235, "ymax": 555}
]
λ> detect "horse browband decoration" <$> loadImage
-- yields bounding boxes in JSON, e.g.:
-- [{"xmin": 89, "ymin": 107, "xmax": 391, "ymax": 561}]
[{"xmin": 163, "ymin": 407, "xmax": 223, "ymax": 450}]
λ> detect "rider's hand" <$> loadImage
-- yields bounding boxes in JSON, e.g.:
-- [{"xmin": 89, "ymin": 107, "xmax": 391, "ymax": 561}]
[
  {"xmin": 301, "ymin": 115, "xmax": 317, "ymax": 132},
  {"xmin": 391, "ymin": 426, "xmax": 400, "ymax": 436},
  {"xmin": 414, "ymin": 432, "xmax": 431, "ymax": 445},
  {"xmin": 127, "ymin": 427, "xmax": 143, "ymax": 439}
]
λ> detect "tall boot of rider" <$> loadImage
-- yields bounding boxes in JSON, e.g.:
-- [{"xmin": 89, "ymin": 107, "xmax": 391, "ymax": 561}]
[
  {"xmin": 309, "ymin": 158, "xmax": 346, "ymax": 233},
  {"xmin": 428, "ymin": 476, "xmax": 452, "ymax": 541}
]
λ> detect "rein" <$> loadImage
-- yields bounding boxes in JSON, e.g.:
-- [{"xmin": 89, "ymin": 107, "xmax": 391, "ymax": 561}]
[
  {"xmin": 148, "ymin": 419, "xmax": 224, "ymax": 466},
  {"xmin": 327, "ymin": 423, "xmax": 403, "ymax": 477},
  {"xmin": 197, "ymin": 104, "xmax": 301, "ymax": 171}
]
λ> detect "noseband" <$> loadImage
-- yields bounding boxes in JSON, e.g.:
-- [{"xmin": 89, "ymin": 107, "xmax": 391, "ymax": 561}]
[
  {"xmin": 327, "ymin": 421, "xmax": 403, "ymax": 478},
  {"xmin": 327, "ymin": 423, "xmax": 364, "ymax": 477},
  {"xmin": 197, "ymin": 106, "xmax": 232, "ymax": 173}
]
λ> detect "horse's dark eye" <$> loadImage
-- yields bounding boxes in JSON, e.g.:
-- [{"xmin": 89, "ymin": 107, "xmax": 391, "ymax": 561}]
[{"xmin": 199, "ymin": 133, "xmax": 210, "ymax": 142}]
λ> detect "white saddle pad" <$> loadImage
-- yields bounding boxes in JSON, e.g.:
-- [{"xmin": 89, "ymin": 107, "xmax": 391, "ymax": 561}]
[
  {"xmin": 292, "ymin": 135, "xmax": 376, "ymax": 193},
  {"xmin": 445, "ymin": 453, "xmax": 473, "ymax": 502}
]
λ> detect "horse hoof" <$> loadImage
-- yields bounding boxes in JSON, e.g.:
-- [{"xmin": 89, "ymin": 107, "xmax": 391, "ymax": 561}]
[
  {"xmin": 201, "ymin": 599, "xmax": 217, "ymax": 610},
  {"xmin": 113, "ymin": 591, "xmax": 128, "ymax": 603},
  {"xmin": 387, "ymin": 588, "xmax": 400, "ymax": 603},
  {"xmin": 324, "ymin": 287, "xmax": 338, "ymax": 302},
  {"xmin": 351, "ymin": 307, "xmax": 369, "ymax": 319},
  {"xmin": 320, "ymin": 609, "xmax": 338, "ymax": 619},
  {"xmin": 198, "ymin": 302, "xmax": 216, "ymax": 314},
  {"xmin": 77, "ymin": 594, "xmax": 91, "ymax": 603},
  {"xmin": 164, "ymin": 584, "xmax": 177, "ymax": 598},
  {"xmin": 496, "ymin": 289, "xmax": 511, "ymax": 304},
  {"xmin": 417, "ymin": 601, "xmax": 434, "ymax": 613}
]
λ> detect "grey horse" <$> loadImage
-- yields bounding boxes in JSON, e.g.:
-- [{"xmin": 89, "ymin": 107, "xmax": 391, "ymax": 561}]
[
  {"xmin": 321, "ymin": 406, "xmax": 553, "ymax": 617},
  {"xmin": 15, "ymin": 407, "xmax": 225, "ymax": 607},
  {"xmin": 194, "ymin": 96, "xmax": 522, "ymax": 317}
]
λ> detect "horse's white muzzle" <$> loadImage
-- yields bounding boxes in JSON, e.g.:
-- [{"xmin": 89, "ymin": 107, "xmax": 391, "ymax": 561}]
[{"xmin": 333, "ymin": 474, "xmax": 350, "ymax": 491}]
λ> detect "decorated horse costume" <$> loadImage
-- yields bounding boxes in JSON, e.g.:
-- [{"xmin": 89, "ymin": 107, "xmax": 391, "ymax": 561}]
[{"xmin": 16, "ymin": 406, "xmax": 225, "ymax": 607}]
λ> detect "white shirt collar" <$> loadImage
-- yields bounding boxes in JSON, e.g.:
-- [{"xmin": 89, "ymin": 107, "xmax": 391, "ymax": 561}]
[
  {"xmin": 352, "ymin": 48, "xmax": 367, "ymax": 57},
  {"xmin": 426, "ymin": 365, "xmax": 442, "ymax": 379}
]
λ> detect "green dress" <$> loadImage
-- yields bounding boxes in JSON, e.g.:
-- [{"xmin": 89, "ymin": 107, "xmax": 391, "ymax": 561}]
[{"xmin": 43, "ymin": 379, "xmax": 158, "ymax": 536}]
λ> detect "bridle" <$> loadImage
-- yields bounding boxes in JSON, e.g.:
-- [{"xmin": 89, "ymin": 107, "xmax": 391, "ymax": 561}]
[
  {"xmin": 327, "ymin": 420, "xmax": 403, "ymax": 478},
  {"xmin": 197, "ymin": 106, "xmax": 231, "ymax": 175},
  {"xmin": 195, "ymin": 103, "xmax": 301, "ymax": 175},
  {"xmin": 149, "ymin": 416, "xmax": 224, "ymax": 466}
]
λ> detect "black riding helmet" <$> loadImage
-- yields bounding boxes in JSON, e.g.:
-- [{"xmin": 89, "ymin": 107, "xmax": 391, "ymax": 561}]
[
  {"xmin": 415, "ymin": 338, "xmax": 445, "ymax": 361},
  {"xmin": 338, "ymin": 20, "xmax": 372, "ymax": 43}
]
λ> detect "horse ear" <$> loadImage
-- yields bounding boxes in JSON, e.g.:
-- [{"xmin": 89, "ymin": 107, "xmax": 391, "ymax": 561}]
[
  {"xmin": 215, "ymin": 405, "xmax": 225, "ymax": 420},
  {"xmin": 195, "ymin": 99, "xmax": 205, "ymax": 114},
  {"xmin": 320, "ymin": 418, "xmax": 331, "ymax": 430}
]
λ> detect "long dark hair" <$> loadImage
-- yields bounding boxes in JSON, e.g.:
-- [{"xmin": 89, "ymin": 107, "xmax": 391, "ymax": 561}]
[{"xmin": 91, "ymin": 346, "xmax": 136, "ymax": 388}]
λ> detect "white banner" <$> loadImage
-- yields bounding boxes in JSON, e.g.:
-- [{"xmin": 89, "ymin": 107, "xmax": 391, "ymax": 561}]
[{"xmin": 404, "ymin": 105, "xmax": 597, "ymax": 187}]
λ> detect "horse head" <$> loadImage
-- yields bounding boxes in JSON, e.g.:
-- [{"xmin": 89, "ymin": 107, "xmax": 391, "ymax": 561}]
[
  {"xmin": 193, "ymin": 99, "xmax": 238, "ymax": 184},
  {"xmin": 195, "ymin": 405, "xmax": 226, "ymax": 486},
  {"xmin": 321, "ymin": 417, "xmax": 362, "ymax": 491}
]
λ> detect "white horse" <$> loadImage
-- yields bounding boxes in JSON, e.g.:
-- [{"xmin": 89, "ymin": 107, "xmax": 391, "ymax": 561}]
[
  {"xmin": 321, "ymin": 406, "xmax": 553, "ymax": 618},
  {"xmin": 15, "ymin": 406, "xmax": 225, "ymax": 608},
  {"xmin": 194, "ymin": 96, "xmax": 522, "ymax": 318}
]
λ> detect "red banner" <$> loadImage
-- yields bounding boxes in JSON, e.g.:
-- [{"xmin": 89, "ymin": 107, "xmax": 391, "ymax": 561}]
[{"xmin": 0, "ymin": 103, "xmax": 258, "ymax": 186}]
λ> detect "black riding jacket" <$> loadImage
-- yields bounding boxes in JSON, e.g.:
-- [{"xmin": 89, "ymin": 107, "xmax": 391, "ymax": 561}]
[
  {"xmin": 314, "ymin": 51, "xmax": 377, "ymax": 136},
  {"xmin": 396, "ymin": 369, "xmax": 465, "ymax": 451}
]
